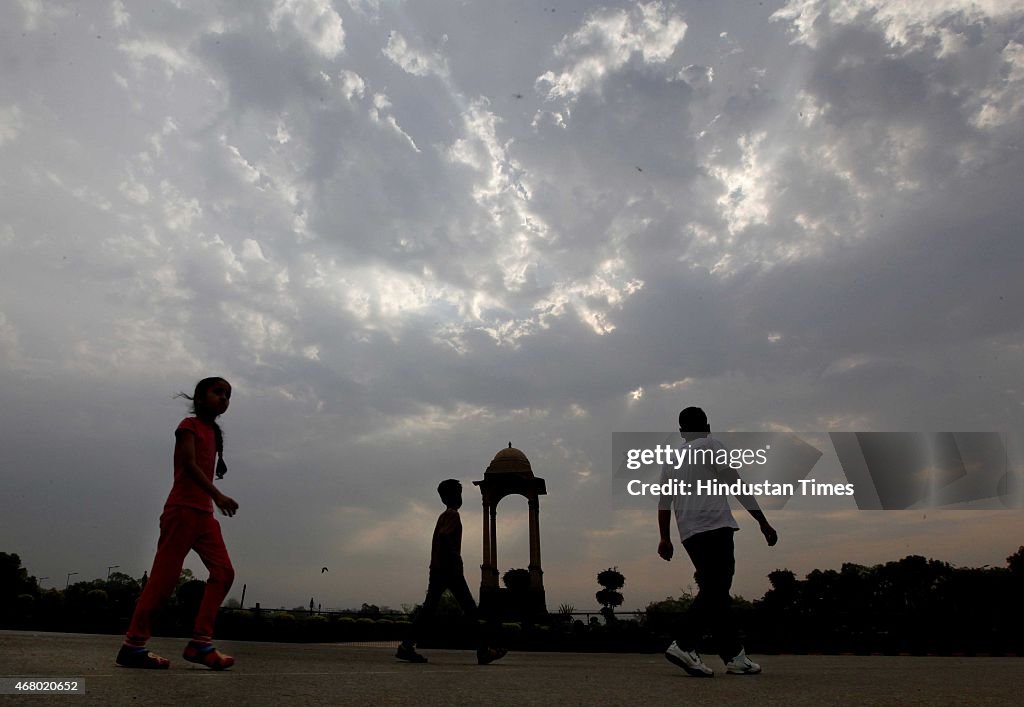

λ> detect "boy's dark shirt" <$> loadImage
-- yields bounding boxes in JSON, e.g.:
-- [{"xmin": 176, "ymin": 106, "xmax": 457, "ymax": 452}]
[{"xmin": 429, "ymin": 509, "xmax": 463, "ymax": 573}]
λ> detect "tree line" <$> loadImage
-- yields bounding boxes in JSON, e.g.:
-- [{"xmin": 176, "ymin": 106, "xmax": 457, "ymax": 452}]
[
  {"xmin": 643, "ymin": 548, "xmax": 1024, "ymax": 655},
  {"xmin": 3, "ymin": 549, "xmax": 1023, "ymax": 654}
]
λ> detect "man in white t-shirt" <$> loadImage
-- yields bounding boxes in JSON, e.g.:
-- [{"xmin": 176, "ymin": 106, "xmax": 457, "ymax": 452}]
[{"xmin": 657, "ymin": 406, "xmax": 778, "ymax": 677}]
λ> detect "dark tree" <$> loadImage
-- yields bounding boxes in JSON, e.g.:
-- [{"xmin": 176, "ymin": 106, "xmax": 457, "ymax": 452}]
[
  {"xmin": 1007, "ymin": 546, "xmax": 1024, "ymax": 577},
  {"xmin": 0, "ymin": 553, "xmax": 38, "ymax": 601},
  {"xmin": 0, "ymin": 553, "xmax": 40, "ymax": 626},
  {"xmin": 643, "ymin": 593, "xmax": 692, "ymax": 637},
  {"xmin": 502, "ymin": 568, "xmax": 530, "ymax": 593},
  {"xmin": 359, "ymin": 603, "xmax": 382, "ymax": 618},
  {"xmin": 596, "ymin": 567, "xmax": 625, "ymax": 620}
]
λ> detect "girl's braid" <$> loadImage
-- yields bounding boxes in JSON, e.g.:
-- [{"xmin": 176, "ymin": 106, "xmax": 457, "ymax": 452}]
[{"xmin": 212, "ymin": 419, "xmax": 228, "ymax": 479}]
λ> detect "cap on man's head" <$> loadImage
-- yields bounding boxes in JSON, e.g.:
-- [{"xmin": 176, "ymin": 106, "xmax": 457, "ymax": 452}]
[{"xmin": 678, "ymin": 406, "xmax": 708, "ymax": 431}]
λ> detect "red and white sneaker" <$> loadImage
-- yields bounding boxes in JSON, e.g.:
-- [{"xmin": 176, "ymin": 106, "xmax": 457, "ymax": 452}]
[
  {"xmin": 183, "ymin": 641, "xmax": 235, "ymax": 670},
  {"xmin": 116, "ymin": 644, "xmax": 170, "ymax": 669}
]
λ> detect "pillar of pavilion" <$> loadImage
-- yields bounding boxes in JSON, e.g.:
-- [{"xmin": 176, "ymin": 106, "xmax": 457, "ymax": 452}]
[{"xmin": 473, "ymin": 444, "xmax": 547, "ymax": 618}]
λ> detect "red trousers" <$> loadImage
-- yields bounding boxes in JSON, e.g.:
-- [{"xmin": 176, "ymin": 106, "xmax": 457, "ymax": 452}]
[{"xmin": 126, "ymin": 506, "xmax": 234, "ymax": 643}]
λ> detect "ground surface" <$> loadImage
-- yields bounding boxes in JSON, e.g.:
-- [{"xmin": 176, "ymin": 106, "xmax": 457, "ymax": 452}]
[{"xmin": 1, "ymin": 630, "xmax": 1022, "ymax": 705}]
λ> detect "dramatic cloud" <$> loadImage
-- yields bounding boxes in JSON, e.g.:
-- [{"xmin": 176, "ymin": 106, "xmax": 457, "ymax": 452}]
[{"xmin": 2, "ymin": 0, "xmax": 1023, "ymax": 611}]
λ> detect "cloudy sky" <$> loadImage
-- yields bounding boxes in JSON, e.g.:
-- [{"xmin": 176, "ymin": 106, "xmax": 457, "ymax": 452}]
[{"xmin": 2, "ymin": 0, "xmax": 1024, "ymax": 612}]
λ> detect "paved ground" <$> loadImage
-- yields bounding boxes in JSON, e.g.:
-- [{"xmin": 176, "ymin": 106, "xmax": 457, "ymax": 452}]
[{"xmin": 1, "ymin": 631, "xmax": 1022, "ymax": 705}]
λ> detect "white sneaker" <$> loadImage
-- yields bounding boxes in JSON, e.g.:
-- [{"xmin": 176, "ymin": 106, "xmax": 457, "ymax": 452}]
[
  {"xmin": 725, "ymin": 648, "xmax": 761, "ymax": 675},
  {"xmin": 664, "ymin": 641, "xmax": 714, "ymax": 677}
]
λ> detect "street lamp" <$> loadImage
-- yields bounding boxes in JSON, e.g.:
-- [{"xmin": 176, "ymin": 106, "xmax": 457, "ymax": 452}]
[
  {"xmin": 38, "ymin": 577, "xmax": 49, "ymax": 587},
  {"xmin": 107, "ymin": 565, "xmax": 120, "ymax": 579},
  {"xmin": 65, "ymin": 572, "xmax": 78, "ymax": 589}
]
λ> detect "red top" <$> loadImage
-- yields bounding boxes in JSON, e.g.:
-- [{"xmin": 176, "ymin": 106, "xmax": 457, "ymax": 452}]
[{"xmin": 165, "ymin": 417, "xmax": 216, "ymax": 513}]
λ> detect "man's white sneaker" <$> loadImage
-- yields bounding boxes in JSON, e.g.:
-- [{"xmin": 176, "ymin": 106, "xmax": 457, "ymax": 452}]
[
  {"xmin": 664, "ymin": 641, "xmax": 714, "ymax": 677},
  {"xmin": 725, "ymin": 648, "xmax": 761, "ymax": 675}
]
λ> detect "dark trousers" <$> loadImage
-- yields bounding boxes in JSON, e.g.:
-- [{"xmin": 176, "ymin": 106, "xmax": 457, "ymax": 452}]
[
  {"xmin": 407, "ymin": 568, "xmax": 490, "ymax": 649},
  {"xmin": 674, "ymin": 527, "xmax": 741, "ymax": 662}
]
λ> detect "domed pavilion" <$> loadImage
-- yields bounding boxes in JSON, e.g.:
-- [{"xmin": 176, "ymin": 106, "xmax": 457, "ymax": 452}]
[{"xmin": 473, "ymin": 444, "xmax": 547, "ymax": 617}]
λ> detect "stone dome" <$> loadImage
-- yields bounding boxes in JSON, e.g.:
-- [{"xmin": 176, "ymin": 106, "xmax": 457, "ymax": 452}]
[{"xmin": 485, "ymin": 444, "xmax": 534, "ymax": 476}]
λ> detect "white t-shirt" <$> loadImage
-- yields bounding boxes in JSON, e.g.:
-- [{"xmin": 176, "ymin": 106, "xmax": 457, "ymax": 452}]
[{"xmin": 659, "ymin": 435, "xmax": 739, "ymax": 541}]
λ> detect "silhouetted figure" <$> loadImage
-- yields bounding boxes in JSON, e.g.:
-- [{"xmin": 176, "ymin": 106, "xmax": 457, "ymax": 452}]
[
  {"xmin": 657, "ymin": 406, "xmax": 777, "ymax": 677},
  {"xmin": 116, "ymin": 377, "xmax": 238, "ymax": 671},
  {"xmin": 396, "ymin": 479, "xmax": 506, "ymax": 665}
]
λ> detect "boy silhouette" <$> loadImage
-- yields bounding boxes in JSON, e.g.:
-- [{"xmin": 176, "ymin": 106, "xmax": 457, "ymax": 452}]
[
  {"xmin": 396, "ymin": 479, "xmax": 506, "ymax": 665},
  {"xmin": 658, "ymin": 407, "xmax": 777, "ymax": 676}
]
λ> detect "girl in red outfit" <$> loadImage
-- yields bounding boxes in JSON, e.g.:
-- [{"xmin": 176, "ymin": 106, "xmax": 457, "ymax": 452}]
[{"xmin": 116, "ymin": 377, "xmax": 239, "ymax": 670}]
